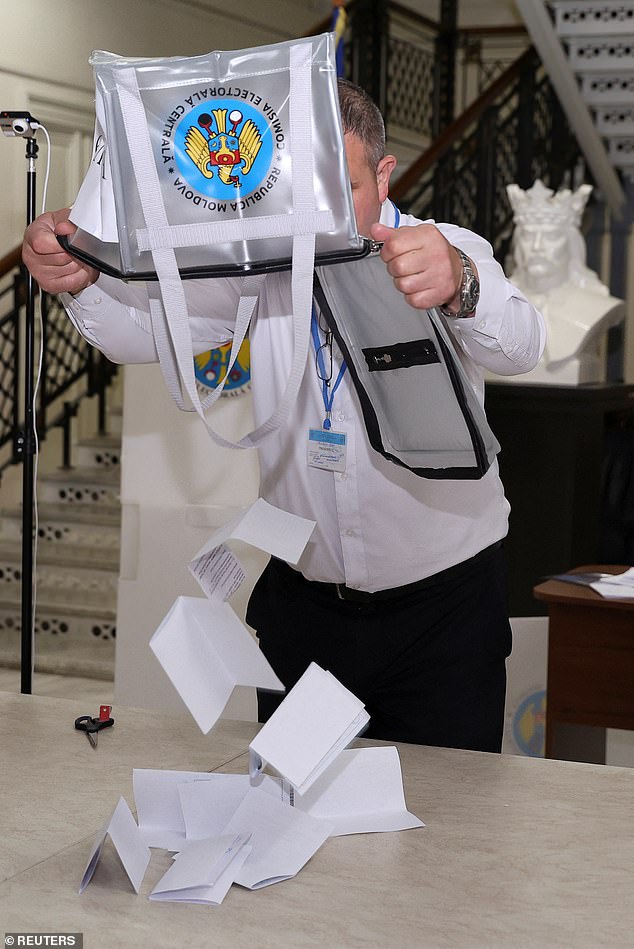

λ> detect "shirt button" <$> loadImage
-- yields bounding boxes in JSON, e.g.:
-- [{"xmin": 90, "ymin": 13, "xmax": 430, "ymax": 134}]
[
  {"xmin": 345, "ymin": 529, "xmax": 355, "ymax": 537},
  {"xmin": 93, "ymin": 297, "xmax": 102, "ymax": 305},
  {"xmin": 478, "ymin": 321, "xmax": 486, "ymax": 329}
]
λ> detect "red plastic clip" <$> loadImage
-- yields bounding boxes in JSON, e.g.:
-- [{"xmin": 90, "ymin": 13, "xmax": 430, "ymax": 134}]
[{"xmin": 99, "ymin": 704, "xmax": 112, "ymax": 722}]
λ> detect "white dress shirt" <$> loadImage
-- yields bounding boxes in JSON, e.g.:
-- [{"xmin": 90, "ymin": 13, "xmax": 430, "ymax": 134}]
[{"xmin": 62, "ymin": 202, "xmax": 545, "ymax": 592}]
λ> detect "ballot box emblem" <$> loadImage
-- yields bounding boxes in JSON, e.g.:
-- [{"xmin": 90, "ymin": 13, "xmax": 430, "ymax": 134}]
[{"xmin": 169, "ymin": 98, "xmax": 278, "ymax": 203}]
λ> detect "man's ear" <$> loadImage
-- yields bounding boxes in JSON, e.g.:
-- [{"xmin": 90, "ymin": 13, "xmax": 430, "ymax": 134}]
[{"xmin": 376, "ymin": 154, "xmax": 397, "ymax": 203}]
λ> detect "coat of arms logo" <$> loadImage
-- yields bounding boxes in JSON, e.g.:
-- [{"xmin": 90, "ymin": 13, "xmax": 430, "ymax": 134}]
[{"xmin": 184, "ymin": 108, "xmax": 263, "ymax": 189}]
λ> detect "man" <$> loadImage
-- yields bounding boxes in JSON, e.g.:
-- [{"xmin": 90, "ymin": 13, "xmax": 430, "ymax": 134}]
[{"xmin": 23, "ymin": 80, "xmax": 545, "ymax": 752}]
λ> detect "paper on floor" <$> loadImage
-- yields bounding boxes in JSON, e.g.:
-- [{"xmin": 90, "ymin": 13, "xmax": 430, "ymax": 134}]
[
  {"xmin": 149, "ymin": 595, "xmax": 284, "ymax": 733},
  {"xmin": 249, "ymin": 662, "xmax": 369, "ymax": 795}
]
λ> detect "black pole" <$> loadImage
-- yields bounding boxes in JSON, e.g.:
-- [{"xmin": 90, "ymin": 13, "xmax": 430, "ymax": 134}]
[{"xmin": 20, "ymin": 134, "xmax": 39, "ymax": 694}]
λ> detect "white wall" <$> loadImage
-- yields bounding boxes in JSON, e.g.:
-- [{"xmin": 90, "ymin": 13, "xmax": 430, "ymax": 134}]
[{"xmin": 115, "ymin": 364, "xmax": 265, "ymax": 719}]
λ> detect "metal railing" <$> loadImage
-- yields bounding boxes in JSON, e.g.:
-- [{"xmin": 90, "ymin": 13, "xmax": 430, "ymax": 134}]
[
  {"xmin": 0, "ymin": 253, "xmax": 117, "ymax": 477},
  {"xmin": 390, "ymin": 47, "xmax": 584, "ymax": 263},
  {"xmin": 305, "ymin": 0, "xmax": 582, "ymax": 261}
]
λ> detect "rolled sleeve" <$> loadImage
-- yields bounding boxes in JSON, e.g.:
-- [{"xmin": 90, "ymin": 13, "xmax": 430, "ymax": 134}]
[
  {"xmin": 60, "ymin": 272, "xmax": 240, "ymax": 364},
  {"xmin": 60, "ymin": 278, "xmax": 157, "ymax": 364}
]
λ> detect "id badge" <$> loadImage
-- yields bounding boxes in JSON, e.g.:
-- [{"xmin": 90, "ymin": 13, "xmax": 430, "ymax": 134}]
[{"xmin": 307, "ymin": 427, "xmax": 347, "ymax": 472}]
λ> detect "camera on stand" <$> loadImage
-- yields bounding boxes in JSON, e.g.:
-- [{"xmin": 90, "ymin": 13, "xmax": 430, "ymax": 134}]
[{"xmin": 0, "ymin": 110, "xmax": 39, "ymax": 137}]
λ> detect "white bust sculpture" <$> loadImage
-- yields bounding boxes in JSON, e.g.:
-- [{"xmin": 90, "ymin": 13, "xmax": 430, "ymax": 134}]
[{"xmin": 502, "ymin": 179, "xmax": 624, "ymax": 385}]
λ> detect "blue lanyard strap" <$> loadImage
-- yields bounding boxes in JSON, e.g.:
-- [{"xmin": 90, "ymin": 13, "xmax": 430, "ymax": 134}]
[{"xmin": 311, "ymin": 307, "xmax": 347, "ymax": 430}]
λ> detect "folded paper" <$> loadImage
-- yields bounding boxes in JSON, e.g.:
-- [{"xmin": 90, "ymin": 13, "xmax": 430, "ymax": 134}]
[
  {"xmin": 79, "ymin": 796, "xmax": 150, "ymax": 894},
  {"xmin": 133, "ymin": 768, "xmax": 217, "ymax": 850},
  {"xmin": 290, "ymin": 746, "xmax": 425, "ymax": 836},
  {"xmin": 221, "ymin": 787, "xmax": 333, "ymax": 889},
  {"xmin": 150, "ymin": 595, "xmax": 284, "ymax": 733},
  {"xmin": 149, "ymin": 832, "xmax": 252, "ymax": 904},
  {"xmin": 249, "ymin": 662, "xmax": 369, "ymax": 795}
]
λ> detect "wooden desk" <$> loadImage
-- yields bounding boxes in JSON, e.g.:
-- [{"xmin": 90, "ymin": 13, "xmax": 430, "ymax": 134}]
[
  {"xmin": 534, "ymin": 565, "xmax": 634, "ymax": 762},
  {"xmin": 2, "ymin": 691, "xmax": 634, "ymax": 947}
]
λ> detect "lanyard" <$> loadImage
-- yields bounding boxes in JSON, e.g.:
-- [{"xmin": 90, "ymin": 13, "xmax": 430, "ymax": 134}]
[
  {"xmin": 311, "ymin": 202, "xmax": 401, "ymax": 429},
  {"xmin": 311, "ymin": 307, "xmax": 347, "ymax": 430}
]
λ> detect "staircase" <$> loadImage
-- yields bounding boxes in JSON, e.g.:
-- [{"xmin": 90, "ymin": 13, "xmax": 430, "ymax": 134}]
[
  {"xmin": 551, "ymin": 0, "xmax": 634, "ymax": 181},
  {"xmin": 0, "ymin": 408, "xmax": 121, "ymax": 681}
]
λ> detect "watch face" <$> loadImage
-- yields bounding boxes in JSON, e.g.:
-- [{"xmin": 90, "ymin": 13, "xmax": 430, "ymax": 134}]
[
  {"xmin": 460, "ymin": 253, "xmax": 479, "ymax": 314},
  {"xmin": 463, "ymin": 272, "xmax": 479, "ymax": 310}
]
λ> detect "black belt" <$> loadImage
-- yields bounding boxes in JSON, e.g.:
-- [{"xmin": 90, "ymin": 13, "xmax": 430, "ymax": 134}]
[{"xmin": 270, "ymin": 541, "xmax": 502, "ymax": 604}]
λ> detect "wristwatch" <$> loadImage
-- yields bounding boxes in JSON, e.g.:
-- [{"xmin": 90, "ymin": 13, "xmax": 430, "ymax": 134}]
[{"xmin": 439, "ymin": 248, "xmax": 480, "ymax": 319}]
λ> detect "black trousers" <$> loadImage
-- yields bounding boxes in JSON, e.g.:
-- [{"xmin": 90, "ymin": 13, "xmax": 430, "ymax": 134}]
[{"xmin": 246, "ymin": 543, "xmax": 512, "ymax": 753}]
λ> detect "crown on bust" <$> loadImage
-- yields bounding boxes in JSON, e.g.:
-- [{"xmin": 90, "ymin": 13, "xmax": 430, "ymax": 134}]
[{"xmin": 506, "ymin": 179, "xmax": 592, "ymax": 228}]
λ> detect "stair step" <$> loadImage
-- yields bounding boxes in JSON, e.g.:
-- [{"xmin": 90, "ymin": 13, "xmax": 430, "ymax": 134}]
[
  {"xmin": 596, "ymin": 105, "xmax": 634, "ymax": 135},
  {"xmin": 2, "ymin": 500, "xmax": 121, "ymax": 527},
  {"xmin": 0, "ymin": 558, "xmax": 118, "ymax": 613},
  {"xmin": 42, "ymin": 465, "xmax": 120, "ymax": 486},
  {"xmin": 580, "ymin": 72, "xmax": 634, "ymax": 105},
  {"xmin": 552, "ymin": 1, "xmax": 634, "ymax": 38},
  {"xmin": 569, "ymin": 39, "xmax": 634, "ymax": 73},
  {"xmin": 75, "ymin": 434, "xmax": 122, "ymax": 471},
  {"xmin": 608, "ymin": 137, "xmax": 634, "ymax": 164},
  {"xmin": 0, "ymin": 602, "xmax": 115, "ymax": 680},
  {"xmin": 0, "ymin": 538, "xmax": 120, "ymax": 573},
  {"xmin": 38, "ymin": 465, "xmax": 120, "ymax": 507}
]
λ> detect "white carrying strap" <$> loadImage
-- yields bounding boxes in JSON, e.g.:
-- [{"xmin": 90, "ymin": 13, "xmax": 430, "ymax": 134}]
[{"xmin": 115, "ymin": 42, "xmax": 322, "ymax": 449}]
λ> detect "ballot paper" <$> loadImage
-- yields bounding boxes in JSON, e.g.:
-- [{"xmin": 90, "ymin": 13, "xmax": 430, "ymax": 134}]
[
  {"xmin": 189, "ymin": 543, "xmax": 247, "ymax": 602},
  {"xmin": 220, "ymin": 787, "xmax": 334, "ymax": 889},
  {"xmin": 134, "ymin": 769, "xmax": 218, "ymax": 850},
  {"xmin": 549, "ymin": 568, "xmax": 634, "ymax": 599},
  {"xmin": 288, "ymin": 746, "xmax": 425, "ymax": 836},
  {"xmin": 196, "ymin": 497, "xmax": 316, "ymax": 565},
  {"xmin": 189, "ymin": 498, "xmax": 316, "ymax": 600},
  {"xmin": 79, "ymin": 796, "xmax": 150, "ymax": 894},
  {"xmin": 149, "ymin": 595, "xmax": 284, "ymax": 733},
  {"xmin": 149, "ymin": 832, "xmax": 252, "ymax": 905},
  {"xmin": 249, "ymin": 662, "xmax": 370, "ymax": 795},
  {"xmin": 589, "ymin": 567, "xmax": 634, "ymax": 599},
  {"xmin": 179, "ymin": 773, "xmax": 281, "ymax": 841}
]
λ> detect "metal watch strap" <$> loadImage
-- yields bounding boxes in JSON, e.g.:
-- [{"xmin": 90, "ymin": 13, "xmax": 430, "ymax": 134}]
[{"xmin": 439, "ymin": 248, "xmax": 480, "ymax": 319}]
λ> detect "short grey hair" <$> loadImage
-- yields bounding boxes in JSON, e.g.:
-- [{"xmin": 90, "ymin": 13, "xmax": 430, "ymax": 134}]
[{"xmin": 337, "ymin": 78, "xmax": 386, "ymax": 171}]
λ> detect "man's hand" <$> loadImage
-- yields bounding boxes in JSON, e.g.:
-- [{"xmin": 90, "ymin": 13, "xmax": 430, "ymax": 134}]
[
  {"xmin": 370, "ymin": 221, "xmax": 465, "ymax": 312},
  {"xmin": 22, "ymin": 208, "xmax": 98, "ymax": 295}
]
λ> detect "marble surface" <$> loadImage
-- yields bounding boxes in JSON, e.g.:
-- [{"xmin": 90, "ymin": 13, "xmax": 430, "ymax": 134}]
[
  {"xmin": 0, "ymin": 691, "xmax": 256, "ymax": 882},
  {"xmin": 1, "ymin": 692, "xmax": 634, "ymax": 947}
]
